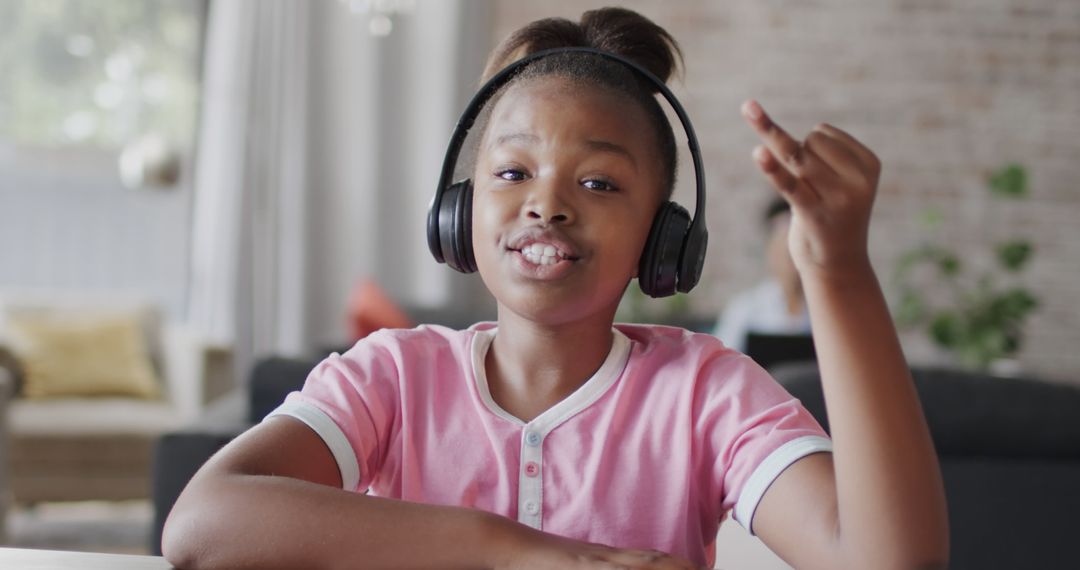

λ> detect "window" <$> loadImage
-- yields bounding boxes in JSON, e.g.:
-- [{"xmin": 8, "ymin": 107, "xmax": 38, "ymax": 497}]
[
  {"xmin": 0, "ymin": 0, "xmax": 205, "ymax": 151},
  {"xmin": 0, "ymin": 0, "xmax": 207, "ymax": 320}
]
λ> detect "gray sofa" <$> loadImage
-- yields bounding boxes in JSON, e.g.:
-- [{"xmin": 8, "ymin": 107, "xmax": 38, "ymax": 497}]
[{"xmin": 771, "ymin": 362, "xmax": 1080, "ymax": 569}]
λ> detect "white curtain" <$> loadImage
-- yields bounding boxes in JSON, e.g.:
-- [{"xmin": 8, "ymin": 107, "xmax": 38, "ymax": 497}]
[
  {"xmin": 187, "ymin": 0, "xmax": 310, "ymax": 379},
  {"xmin": 187, "ymin": 0, "xmax": 492, "ymax": 385}
]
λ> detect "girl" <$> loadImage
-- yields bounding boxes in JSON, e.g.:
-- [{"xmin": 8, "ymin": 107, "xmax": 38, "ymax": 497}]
[{"xmin": 163, "ymin": 7, "xmax": 948, "ymax": 569}]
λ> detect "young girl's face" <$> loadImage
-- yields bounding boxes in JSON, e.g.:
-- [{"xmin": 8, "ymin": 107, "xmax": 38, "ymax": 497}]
[{"xmin": 471, "ymin": 76, "xmax": 665, "ymax": 326}]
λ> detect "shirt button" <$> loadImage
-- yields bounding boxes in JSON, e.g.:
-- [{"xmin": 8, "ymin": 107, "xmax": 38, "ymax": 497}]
[
  {"xmin": 524, "ymin": 461, "xmax": 540, "ymax": 477},
  {"xmin": 524, "ymin": 501, "xmax": 540, "ymax": 515},
  {"xmin": 525, "ymin": 431, "xmax": 542, "ymax": 446}
]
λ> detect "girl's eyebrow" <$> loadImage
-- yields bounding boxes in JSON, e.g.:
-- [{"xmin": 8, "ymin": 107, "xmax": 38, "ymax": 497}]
[
  {"xmin": 493, "ymin": 132, "xmax": 540, "ymax": 147},
  {"xmin": 491, "ymin": 132, "xmax": 638, "ymax": 169},
  {"xmin": 584, "ymin": 139, "xmax": 637, "ymax": 168}
]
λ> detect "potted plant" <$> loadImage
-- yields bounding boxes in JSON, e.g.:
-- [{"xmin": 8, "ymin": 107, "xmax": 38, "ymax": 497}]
[{"xmin": 892, "ymin": 163, "xmax": 1038, "ymax": 372}]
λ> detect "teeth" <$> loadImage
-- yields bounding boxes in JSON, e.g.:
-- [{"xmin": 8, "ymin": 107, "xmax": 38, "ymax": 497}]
[
  {"xmin": 525, "ymin": 253, "xmax": 556, "ymax": 266},
  {"xmin": 522, "ymin": 242, "xmax": 566, "ymax": 260},
  {"xmin": 520, "ymin": 242, "xmax": 567, "ymax": 266}
]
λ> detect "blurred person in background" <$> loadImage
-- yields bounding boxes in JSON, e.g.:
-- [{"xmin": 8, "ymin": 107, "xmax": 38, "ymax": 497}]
[{"xmin": 714, "ymin": 197, "xmax": 811, "ymax": 353}]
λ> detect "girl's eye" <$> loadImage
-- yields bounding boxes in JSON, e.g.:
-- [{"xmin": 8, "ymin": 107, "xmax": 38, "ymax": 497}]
[
  {"xmin": 495, "ymin": 168, "xmax": 527, "ymax": 182},
  {"xmin": 582, "ymin": 178, "xmax": 618, "ymax": 192}
]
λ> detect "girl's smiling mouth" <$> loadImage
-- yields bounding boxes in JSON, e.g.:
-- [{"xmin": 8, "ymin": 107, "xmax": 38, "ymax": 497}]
[
  {"xmin": 517, "ymin": 242, "xmax": 574, "ymax": 265},
  {"xmin": 506, "ymin": 228, "xmax": 583, "ymax": 279},
  {"xmin": 509, "ymin": 248, "xmax": 576, "ymax": 279}
]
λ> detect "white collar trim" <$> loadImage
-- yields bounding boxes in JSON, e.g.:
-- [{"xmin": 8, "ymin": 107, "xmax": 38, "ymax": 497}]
[{"xmin": 470, "ymin": 327, "xmax": 631, "ymax": 435}]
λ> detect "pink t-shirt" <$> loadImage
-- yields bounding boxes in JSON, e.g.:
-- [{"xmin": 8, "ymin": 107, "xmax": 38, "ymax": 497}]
[{"xmin": 268, "ymin": 323, "xmax": 830, "ymax": 566}]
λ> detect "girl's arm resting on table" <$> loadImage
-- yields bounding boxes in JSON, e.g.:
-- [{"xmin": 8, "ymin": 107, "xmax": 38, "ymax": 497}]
[
  {"xmin": 737, "ymin": 100, "xmax": 949, "ymax": 570},
  {"xmin": 162, "ymin": 416, "xmax": 706, "ymax": 570},
  {"xmin": 161, "ymin": 416, "xmax": 510, "ymax": 570}
]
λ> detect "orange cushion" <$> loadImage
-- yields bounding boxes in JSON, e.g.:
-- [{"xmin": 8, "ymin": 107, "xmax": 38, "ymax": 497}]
[{"xmin": 348, "ymin": 280, "xmax": 413, "ymax": 340}]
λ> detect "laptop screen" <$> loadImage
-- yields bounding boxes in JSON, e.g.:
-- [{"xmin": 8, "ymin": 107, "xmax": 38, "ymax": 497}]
[{"xmin": 744, "ymin": 332, "xmax": 816, "ymax": 370}]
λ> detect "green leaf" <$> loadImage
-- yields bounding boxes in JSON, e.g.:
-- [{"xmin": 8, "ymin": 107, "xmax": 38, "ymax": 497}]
[
  {"xmin": 989, "ymin": 163, "xmax": 1028, "ymax": 198},
  {"xmin": 919, "ymin": 206, "xmax": 944, "ymax": 229},
  {"xmin": 894, "ymin": 245, "xmax": 936, "ymax": 283},
  {"xmin": 894, "ymin": 290, "xmax": 926, "ymax": 327},
  {"xmin": 996, "ymin": 240, "xmax": 1033, "ymax": 271},
  {"xmin": 1000, "ymin": 288, "xmax": 1038, "ymax": 317},
  {"xmin": 938, "ymin": 254, "xmax": 961, "ymax": 277},
  {"xmin": 930, "ymin": 313, "xmax": 961, "ymax": 349}
]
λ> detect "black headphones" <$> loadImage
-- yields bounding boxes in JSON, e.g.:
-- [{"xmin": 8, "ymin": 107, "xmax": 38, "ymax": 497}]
[{"xmin": 427, "ymin": 47, "xmax": 708, "ymax": 298}]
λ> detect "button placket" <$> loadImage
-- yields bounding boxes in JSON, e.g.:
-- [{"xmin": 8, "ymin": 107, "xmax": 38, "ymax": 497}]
[{"xmin": 518, "ymin": 429, "xmax": 544, "ymax": 529}]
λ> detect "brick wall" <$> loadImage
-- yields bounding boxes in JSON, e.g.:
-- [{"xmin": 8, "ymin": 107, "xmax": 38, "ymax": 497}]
[{"xmin": 488, "ymin": 1, "xmax": 1080, "ymax": 383}]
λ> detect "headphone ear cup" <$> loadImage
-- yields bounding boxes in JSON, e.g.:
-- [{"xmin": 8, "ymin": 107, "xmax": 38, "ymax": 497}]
[
  {"xmin": 638, "ymin": 201, "xmax": 690, "ymax": 298},
  {"xmin": 427, "ymin": 186, "xmax": 447, "ymax": 264},
  {"xmin": 455, "ymin": 181, "xmax": 477, "ymax": 273},
  {"xmin": 435, "ymin": 180, "xmax": 477, "ymax": 274},
  {"xmin": 676, "ymin": 223, "xmax": 708, "ymax": 294}
]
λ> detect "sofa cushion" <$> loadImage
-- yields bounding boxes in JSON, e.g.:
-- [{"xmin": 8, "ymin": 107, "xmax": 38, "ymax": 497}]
[
  {"xmin": 348, "ymin": 279, "xmax": 414, "ymax": 341},
  {"xmin": 0, "ymin": 293, "xmax": 166, "ymax": 376},
  {"xmin": 7, "ymin": 313, "xmax": 161, "ymax": 399}
]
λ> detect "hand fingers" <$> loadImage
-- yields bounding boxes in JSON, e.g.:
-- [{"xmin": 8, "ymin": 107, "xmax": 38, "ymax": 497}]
[
  {"xmin": 814, "ymin": 122, "xmax": 881, "ymax": 175},
  {"xmin": 753, "ymin": 144, "xmax": 820, "ymax": 210},
  {"xmin": 743, "ymin": 101, "xmax": 881, "ymax": 208},
  {"xmin": 804, "ymin": 125, "xmax": 864, "ymax": 182},
  {"xmin": 741, "ymin": 100, "xmax": 837, "ymax": 184}
]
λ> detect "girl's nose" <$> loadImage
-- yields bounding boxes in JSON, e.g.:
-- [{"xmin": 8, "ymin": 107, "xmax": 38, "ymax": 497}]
[
  {"xmin": 524, "ymin": 179, "xmax": 574, "ymax": 224},
  {"xmin": 527, "ymin": 208, "xmax": 569, "ymax": 224}
]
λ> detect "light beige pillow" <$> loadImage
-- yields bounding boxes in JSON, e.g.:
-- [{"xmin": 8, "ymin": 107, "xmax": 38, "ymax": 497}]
[{"xmin": 8, "ymin": 313, "xmax": 161, "ymax": 400}]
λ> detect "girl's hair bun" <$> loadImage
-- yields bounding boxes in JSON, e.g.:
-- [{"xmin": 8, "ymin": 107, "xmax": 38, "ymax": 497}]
[
  {"xmin": 579, "ymin": 8, "xmax": 681, "ymax": 84},
  {"xmin": 483, "ymin": 7, "xmax": 682, "ymax": 86}
]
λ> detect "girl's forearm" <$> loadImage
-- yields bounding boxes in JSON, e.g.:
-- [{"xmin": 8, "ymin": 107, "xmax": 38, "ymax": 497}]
[
  {"xmin": 162, "ymin": 472, "xmax": 521, "ymax": 570},
  {"xmin": 801, "ymin": 262, "xmax": 949, "ymax": 568}
]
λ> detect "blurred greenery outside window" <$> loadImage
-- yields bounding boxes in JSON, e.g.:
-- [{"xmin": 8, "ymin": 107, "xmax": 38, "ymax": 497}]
[{"xmin": 0, "ymin": 0, "xmax": 205, "ymax": 156}]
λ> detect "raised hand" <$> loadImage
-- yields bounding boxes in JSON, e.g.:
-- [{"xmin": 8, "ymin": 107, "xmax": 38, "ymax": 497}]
[
  {"xmin": 741, "ymin": 99, "xmax": 881, "ymax": 280},
  {"xmin": 738, "ymin": 102, "xmax": 950, "ymax": 570}
]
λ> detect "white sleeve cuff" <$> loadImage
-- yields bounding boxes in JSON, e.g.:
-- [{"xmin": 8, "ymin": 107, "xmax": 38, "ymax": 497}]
[
  {"xmin": 733, "ymin": 435, "xmax": 833, "ymax": 535},
  {"xmin": 265, "ymin": 400, "xmax": 362, "ymax": 491}
]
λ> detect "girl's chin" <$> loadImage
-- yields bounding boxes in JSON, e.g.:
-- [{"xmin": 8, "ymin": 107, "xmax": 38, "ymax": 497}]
[
  {"xmin": 500, "ymin": 297, "xmax": 583, "ymax": 324},
  {"xmin": 493, "ymin": 293, "xmax": 622, "ymax": 330}
]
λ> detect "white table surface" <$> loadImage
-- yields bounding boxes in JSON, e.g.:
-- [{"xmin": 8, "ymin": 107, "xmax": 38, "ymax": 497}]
[{"xmin": 0, "ymin": 547, "xmax": 174, "ymax": 569}]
